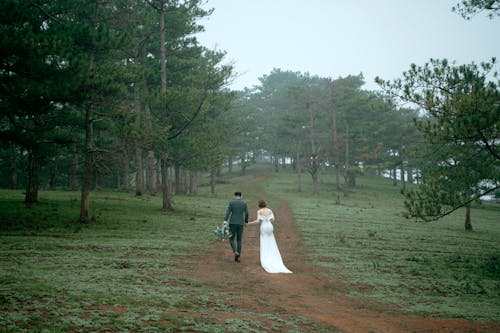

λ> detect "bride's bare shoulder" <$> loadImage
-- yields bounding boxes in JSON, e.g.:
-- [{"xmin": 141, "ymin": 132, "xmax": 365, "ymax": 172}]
[{"xmin": 258, "ymin": 208, "xmax": 273, "ymax": 216}]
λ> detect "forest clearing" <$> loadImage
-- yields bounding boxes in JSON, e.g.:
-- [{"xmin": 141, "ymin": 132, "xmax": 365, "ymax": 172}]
[
  {"xmin": 1, "ymin": 165, "xmax": 499, "ymax": 332},
  {"xmin": 1, "ymin": 1, "xmax": 499, "ymax": 331}
]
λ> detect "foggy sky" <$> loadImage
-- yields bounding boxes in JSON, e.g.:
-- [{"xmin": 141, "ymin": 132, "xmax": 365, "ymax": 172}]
[{"xmin": 197, "ymin": 0, "xmax": 500, "ymax": 91}]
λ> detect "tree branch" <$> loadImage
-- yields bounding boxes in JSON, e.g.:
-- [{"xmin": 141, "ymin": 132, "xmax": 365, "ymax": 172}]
[
  {"xmin": 478, "ymin": 130, "xmax": 500, "ymax": 161},
  {"xmin": 418, "ymin": 185, "xmax": 500, "ymax": 222},
  {"xmin": 29, "ymin": 2, "xmax": 64, "ymax": 24},
  {"xmin": 167, "ymin": 88, "xmax": 208, "ymax": 141}
]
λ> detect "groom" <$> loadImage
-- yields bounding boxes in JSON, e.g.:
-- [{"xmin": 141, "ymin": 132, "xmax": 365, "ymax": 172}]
[{"xmin": 224, "ymin": 191, "xmax": 249, "ymax": 262}]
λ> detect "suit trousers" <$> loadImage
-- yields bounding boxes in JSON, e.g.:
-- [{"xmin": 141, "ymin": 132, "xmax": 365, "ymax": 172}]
[{"xmin": 229, "ymin": 223, "xmax": 244, "ymax": 255}]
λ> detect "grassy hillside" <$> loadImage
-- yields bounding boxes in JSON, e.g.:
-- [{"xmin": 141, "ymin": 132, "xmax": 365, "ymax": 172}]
[
  {"xmin": 268, "ymin": 168, "xmax": 500, "ymax": 320},
  {"xmin": 0, "ymin": 164, "xmax": 498, "ymax": 331}
]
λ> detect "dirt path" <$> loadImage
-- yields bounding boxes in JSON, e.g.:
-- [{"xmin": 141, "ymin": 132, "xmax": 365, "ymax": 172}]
[{"xmin": 193, "ymin": 179, "xmax": 499, "ymax": 332}]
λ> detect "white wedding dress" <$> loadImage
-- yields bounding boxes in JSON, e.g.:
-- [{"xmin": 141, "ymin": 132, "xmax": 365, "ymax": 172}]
[{"xmin": 258, "ymin": 213, "xmax": 292, "ymax": 274}]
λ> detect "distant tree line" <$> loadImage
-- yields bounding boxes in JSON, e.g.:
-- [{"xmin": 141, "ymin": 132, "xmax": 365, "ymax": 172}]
[
  {"xmin": 234, "ymin": 59, "xmax": 498, "ymax": 230},
  {"xmin": 232, "ymin": 69, "xmax": 421, "ymax": 195},
  {"xmin": 233, "ymin": 70, "xmax": 423, "ymax": 196}
]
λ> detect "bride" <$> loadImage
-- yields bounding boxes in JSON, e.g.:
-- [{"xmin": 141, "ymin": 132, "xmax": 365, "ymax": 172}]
[{"xmin": 248, "ymin": 200, "xmax": 292, "ymax": 274}]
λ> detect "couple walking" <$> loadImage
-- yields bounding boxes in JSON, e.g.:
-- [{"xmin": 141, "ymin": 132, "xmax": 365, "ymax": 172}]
[{"xmin": 223, "ymin": 191, "xmax": 292, "ymax": 274}]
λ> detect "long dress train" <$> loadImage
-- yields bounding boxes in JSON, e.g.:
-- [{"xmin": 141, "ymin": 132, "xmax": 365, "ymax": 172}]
[{"xmin": 258, "ymin": 213, "xmax": 292, "ymax": 274}]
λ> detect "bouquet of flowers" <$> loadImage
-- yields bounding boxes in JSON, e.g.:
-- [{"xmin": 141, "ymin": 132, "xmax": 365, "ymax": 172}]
[{"xmin": 214, "ymin": 222, "xmax": 232, "ymax": 240}]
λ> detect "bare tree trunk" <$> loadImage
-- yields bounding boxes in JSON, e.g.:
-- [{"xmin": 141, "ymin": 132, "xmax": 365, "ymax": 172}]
[
  {"xmin": 123, "ymin": 143, "xmax": 130, "ymax": 189},
  {"xmin": 343, "ymin": 122, "xmax": 350, "ymax": 196},
  {"xmin": 25, "ymin": 147, "xmax": 39, "ymax": 204},
  {"xmin": 10, "ymin": 143, "xmax": 17, "ymax": 189},
  {"xmin": 311, "ymin": 159, "xmax": 319, "ymax": 195},
  {"xmin": 70, "ymin": 143, "xmax": 78, "ymax": 190},
  {"xmin": 79, "ymin": 1, "xmax": 102, "ymax": 222},
  {"xmin": 80, "ymin": 101, "xmax": 93, "ymax": 222},
  {"xmin": 156, "ymin": 162, "xmax": 161, "ymax": 193},
  {"xmin": 174, "ymin": 164, "xmax": 180, "ymax": 194},
  {"xmin": 134, "ymin": 82, "xmax": 144, "ymax": 196},
  {"xmin": 143, "ymin": 80, "xmax": 156, "ymax": 195},
  {"xmin": 308, "ymin": 102, "xmax": 319, "ymax": 195},
  {"xmin": 189, "ymin": 170, "xmax": 198, "ymax": 194},
  {"xmin": 240, "ymin": 151, "xmax": 247, "ymax": 175},
  {"xmin": 180, "ymin": 168, "xmax": 188, "ymax": 194},
  {"xmin": 49, "ymin": 156, "xmax": 58, "ymax": 190},
  {"xmin": 158, "ymin": 3, "xmax": 173, "ymax": 207},
  {"xmin": 135, "ymin": 146, "xmax": 144, "ymax": 195},
  {"xmin": 146, "ymin": 151, "xmax": 156, "ymax": 195},
  {"xmin": 24, "ymin": 113, "xmax": 39, "ymax": 203},
  {"xmin": 332, "ymin": 107, "xmax": 341, "ymax": 191},
  {"xmin": 174, "ymin": 164, "xmax": 187, "ymax": 194},
  {"xmin": 464, "ymin": 202, "xmax": 472, "ymax": 231},
  {"xmin": 160, "ymin": 156, "xmax": 172, "ymax": 210},
  {"xmin": 159, "ymin": 4, "xmax": 167, "ymax": 96},
  {"xmin": 296, "ymin": 145, "xmax": 302, "ymax": 192}
]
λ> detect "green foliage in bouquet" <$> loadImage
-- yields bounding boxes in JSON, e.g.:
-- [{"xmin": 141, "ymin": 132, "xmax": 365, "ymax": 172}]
[{"xmin": 214, "ymin": 224, "xmax": 232, "ymax": 240}]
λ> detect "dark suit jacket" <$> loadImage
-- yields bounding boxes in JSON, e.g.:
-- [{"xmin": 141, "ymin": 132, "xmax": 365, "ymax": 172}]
[{"xmin": 224, "ymin": 199, "xmax": 249, "ymax": 225}]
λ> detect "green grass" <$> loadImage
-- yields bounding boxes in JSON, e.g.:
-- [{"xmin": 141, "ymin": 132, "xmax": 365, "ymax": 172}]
[
  {"xmin": 0, "ymin": 191, "xmax": 220, "ymax": 332},
  {"xmin": 1, "ymin": 164, "xmax": 499, "ymax": 332},
  {"xmin": 268, "ymin": 168, "xmax": 500, "ymax": 321},
  {"xmin": 0, "ymin": 177, "xmax": 334, "ymax": 332}
]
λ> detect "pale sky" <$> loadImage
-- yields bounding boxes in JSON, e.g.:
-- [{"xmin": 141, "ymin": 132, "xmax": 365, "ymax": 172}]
[{"xmin": 196, "ymin": 0, "xmax": 500, "ymax": 91}]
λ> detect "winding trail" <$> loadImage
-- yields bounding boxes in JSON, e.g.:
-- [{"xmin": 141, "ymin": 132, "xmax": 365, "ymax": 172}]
[{"xmin": 193, "ymin": 174, "xmax": 499, "ymax": 332}]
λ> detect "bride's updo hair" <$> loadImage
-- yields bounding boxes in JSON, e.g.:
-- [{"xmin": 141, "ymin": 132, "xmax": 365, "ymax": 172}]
[{"xmin": 258, "ymin": 200, "xmax": 267, "ymax": 208}]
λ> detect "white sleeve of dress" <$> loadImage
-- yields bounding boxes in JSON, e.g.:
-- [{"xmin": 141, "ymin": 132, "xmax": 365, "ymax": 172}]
[
  {"xmin": 257, "ymin": 214, "xmax": 264, "ymax": 221},
  {"xmin": 270, "ymin": 213, "xmax": 275, "ymax": 221}
]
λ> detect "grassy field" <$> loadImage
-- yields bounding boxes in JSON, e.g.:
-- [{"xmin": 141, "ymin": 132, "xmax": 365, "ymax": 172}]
[
  {"xmin": 268, "ymin": 168, "xmax": 500, "ymax": 321},
  {"xmin": 0, "ymin": 170, "xmax": 332, "ymax": 332},
  {"xmin": 0, "ymin": 164, "xmax": 499, "ymax": 331}
]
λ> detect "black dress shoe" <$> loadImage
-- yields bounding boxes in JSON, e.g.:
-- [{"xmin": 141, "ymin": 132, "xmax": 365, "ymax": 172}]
[{"xmin": 234, "ymin": 253, "xmax": 240, "ymax": 262}]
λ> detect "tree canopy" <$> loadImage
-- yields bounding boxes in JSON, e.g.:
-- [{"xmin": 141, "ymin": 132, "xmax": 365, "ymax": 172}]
[
  {"xmin": 376, "ymin": 58, "xmax": 500, "ymax": 229},
  {"xmin": 0, "ymin": 0, "xmax": 235, "ymax": 218},
  {"xmin": 452, "ymin": 0, "xmax": 500, "ymax": 19}
]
